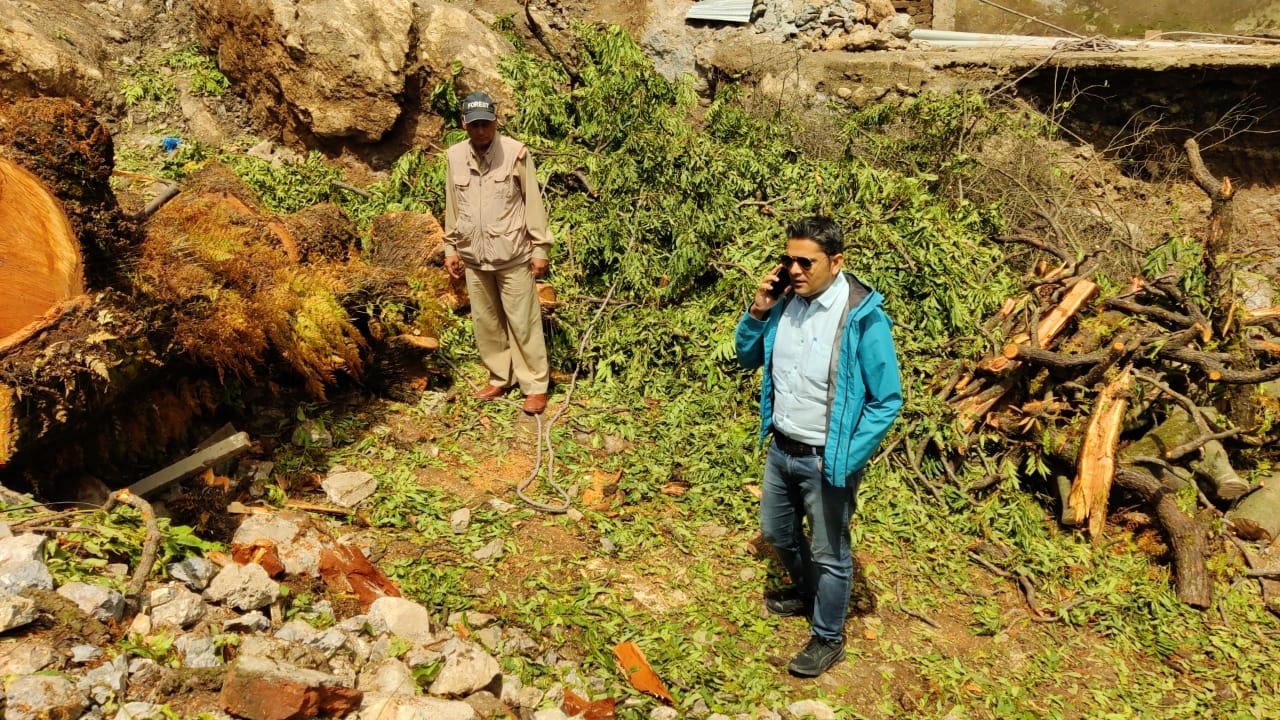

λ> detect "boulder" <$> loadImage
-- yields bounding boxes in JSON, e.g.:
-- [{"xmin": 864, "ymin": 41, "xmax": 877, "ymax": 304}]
[
  {"xmin": 192, "ymin": 0, "xmax": 413, "ymax": 143},
  {"xmin": 0, "ymin": 0, "xmax": 121, "ymax": 109},
  {"xmin": 190, "ymin": 0, "xmax": 514, "ymax": 147}
]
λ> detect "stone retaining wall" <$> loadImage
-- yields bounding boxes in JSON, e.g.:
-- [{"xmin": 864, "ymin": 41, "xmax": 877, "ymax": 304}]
[{"xmin": 893, "ymin": 0, "xmax": 934, "ymax": 28}]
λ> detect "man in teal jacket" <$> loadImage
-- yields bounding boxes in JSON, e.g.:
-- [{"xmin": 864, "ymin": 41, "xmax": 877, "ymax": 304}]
[{"xmin": 735, "ymin": 215, "xmax": 903, "ymax": 677}]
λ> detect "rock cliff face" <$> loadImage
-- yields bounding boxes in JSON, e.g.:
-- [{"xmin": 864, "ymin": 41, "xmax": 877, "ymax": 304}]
[{"xmin": 190, "ymin": 0, "xmax": 513, "ymax": 147}]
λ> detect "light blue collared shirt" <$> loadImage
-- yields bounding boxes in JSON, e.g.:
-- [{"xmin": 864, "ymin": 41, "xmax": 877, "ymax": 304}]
[{"xmin": 770, "ymin": 273, "xmax": 849, "ymax": 446}]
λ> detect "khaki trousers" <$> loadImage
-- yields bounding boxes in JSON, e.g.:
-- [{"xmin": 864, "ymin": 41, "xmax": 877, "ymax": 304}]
[{"xmin": 465, "ymin": 263, "xmax": 549, "ymax": 394}]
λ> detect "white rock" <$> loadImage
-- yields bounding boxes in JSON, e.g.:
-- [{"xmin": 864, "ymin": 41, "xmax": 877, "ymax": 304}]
[
  {"xmin": 428, "ymin": 638, "xmax": 500, "ymax": 698},
  {"xmin": 204, "ymin": 562, "xmax": 280, "ymax": 611},
  {"xmin": 58, "ymin": 581, "xmax": 125, "ymax": 622},
  {"xmin": 0, "ymin": 592, "xmax": 37, "ymax": 632},
  {"xmin": 357, "ymin": 658, "xmax": 417, "ymax": 696},
  {"xmin": 322, "ymin": 471, "xmax": 378, "ymax": 508},
  {"xmin": 788, "ymin": 699, "xmax": 837, "ymax": 719},
  {"xmin": 360, "ymin": 695, "xmax": 476, "ymax": 720},
  {"xmin": 367, "ymin": 596, "xmax": 435, "ymax": 645},
  {"xmin": 0, "ymin": 534, "xmax": 46, "ymax": 564}
]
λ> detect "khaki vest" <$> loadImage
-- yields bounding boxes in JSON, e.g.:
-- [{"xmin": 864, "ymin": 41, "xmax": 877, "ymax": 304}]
[{"xmin": 446, "ymin": 136, "xmax": 531, "ymax": 270}]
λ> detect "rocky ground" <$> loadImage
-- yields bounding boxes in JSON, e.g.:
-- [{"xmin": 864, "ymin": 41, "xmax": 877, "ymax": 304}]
[{"xmin": 4, "ymin": 2, "xmax": 1280, "ymax": 720}]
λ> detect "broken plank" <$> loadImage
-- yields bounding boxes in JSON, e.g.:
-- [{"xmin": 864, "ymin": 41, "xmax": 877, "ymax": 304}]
[{"xmin": 128, "ymin": 431, "xmax": 251, "ymax": 497}]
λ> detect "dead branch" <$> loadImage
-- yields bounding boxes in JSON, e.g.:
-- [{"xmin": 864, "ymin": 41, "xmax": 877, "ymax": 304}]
[
  {"xmin": 1003, "ymin": 343, "xmax": 1114, "ymax": 369},
  {"xmin": 1159, "ymin": 347, "xmax": 1280, "ymax": 384},
  {"xmin": 1132, "ymin": 370, "xmax": 1214, "ymax": 435},
  {"xmin": 1102, "ymin": 298, "xmax": 1196, "ymax": 328},
  {"xmin": 1184, "ymin": 139, "xmax": 1232, "ymax": 201},
  {"xmin": 102, "ymin": 489, "xmax": 162, "ymax": 613},
  {"xmin": 134, "ymin": 182, "xmax": 180, "ymax": 221},
  {"xmin": 1115, "ymin": 467, "xmax": 1212, "ymax": 608},
  {"xmin": 993, "ymin": 234, "xmax": 1073, "ymax": 268},
  {"xmin": 1165, "ymin": 428, "xmax": 1243, "ymax": 462}
]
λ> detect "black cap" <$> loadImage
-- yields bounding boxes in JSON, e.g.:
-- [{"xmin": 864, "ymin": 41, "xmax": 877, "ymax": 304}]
[{"xmin": 461, "ymin": 92, "xmax": 496, "ymax": 124}]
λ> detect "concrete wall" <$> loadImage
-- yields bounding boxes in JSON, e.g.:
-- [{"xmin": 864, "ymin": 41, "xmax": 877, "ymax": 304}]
[{"xmin": 954, "ymin": 0, "xmax": 1280, "ymax": 37}]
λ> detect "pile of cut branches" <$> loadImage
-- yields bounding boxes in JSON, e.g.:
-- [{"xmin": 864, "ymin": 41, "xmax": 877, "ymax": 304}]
[{"xmin": 935, "ymin": 139, "xmax": 1280, "ymax": 609}]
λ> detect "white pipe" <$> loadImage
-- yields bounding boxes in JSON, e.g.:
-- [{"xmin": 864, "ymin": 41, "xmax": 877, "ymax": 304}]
[{"xmin": 910, "ymin": 29, "xmax": 1241, "ymax": 51}]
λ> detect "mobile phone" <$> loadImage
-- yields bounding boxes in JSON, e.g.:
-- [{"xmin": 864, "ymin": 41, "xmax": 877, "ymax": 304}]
[{"xmin": 767, "ymin": 268, "xmax": 791, "ymax": 298}]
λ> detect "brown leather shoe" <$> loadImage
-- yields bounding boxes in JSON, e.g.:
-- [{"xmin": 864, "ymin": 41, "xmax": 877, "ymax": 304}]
[
  {"xmin": 472, "ymin": 384, "xmax": 508, "ymax": 401},
  {"xmin": 521, "ymin": 393, "xmax": 548, "ymax": 414}
]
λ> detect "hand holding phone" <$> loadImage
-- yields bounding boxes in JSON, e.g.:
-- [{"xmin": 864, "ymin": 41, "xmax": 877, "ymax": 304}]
[{"xmin": 767, "ymin": 265, "xmax": 791, "ymax": 298}]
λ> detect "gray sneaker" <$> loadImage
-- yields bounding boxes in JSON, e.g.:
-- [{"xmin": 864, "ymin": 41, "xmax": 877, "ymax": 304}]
[{"xmin": 787, "ymin": 636, "xmax": 845, "ymax": 677}]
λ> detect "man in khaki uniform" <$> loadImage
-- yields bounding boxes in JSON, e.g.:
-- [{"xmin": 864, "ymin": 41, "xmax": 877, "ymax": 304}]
[{"xmin": 443, "ymin": 91, "xmax": 552, "ymax": 414}]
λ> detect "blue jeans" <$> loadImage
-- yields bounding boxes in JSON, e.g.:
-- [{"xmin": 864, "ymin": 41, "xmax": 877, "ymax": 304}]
[{"xmin": 760, "ymin": 443, "xmax": 856, "ymax": 642}]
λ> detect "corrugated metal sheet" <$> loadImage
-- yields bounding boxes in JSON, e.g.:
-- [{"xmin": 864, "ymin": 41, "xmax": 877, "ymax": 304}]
[{"xmin": 686, "ymin": 0, "xmax": 753, "ymax": 23}]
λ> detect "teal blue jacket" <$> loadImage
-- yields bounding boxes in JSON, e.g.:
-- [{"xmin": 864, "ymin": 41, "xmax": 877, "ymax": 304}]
[{"xmin": 735, "ymin": 273, "xmax": 903, "ymax": 489}]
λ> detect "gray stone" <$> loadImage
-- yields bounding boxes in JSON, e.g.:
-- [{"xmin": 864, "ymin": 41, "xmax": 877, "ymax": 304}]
[
  {"xmin": 223, "ymin": 611, "xmax": 270, "ymax": 633},
  {"xmin": 149, "ymin": 585, "xmax": 207, "ymax": 629},
  {"xmin": 275, "ymin": 619, "xmax": 319, "ymax": 643},
  {"xmin": 0, "ymin": 592, "xmax": 38, "ymax": 633},
  {"xmin": 485, "ymin": 499, "xmax": 517, "ymax": 514},
  {"xmin": 322, "ymin": 470, "xmax": 378, "ymax": 508},
  {"xmin": 238, "ymin": 636, "xmax": 331, "ymax": 672},
  {"xmin": 514, "ymin": 686, "xmax": 544, "ymax": 710},
  {"xmin": 204, "ymin": 562, "xmax": 280, "ymax": 611},
  {"xmin": 360, "ymin": 695, "xmax": 476, "ymax": 720},
  {"xmin": 367, "ymin": 596, "xmax": 435, "ymax": 645},
  {"xmin": 0, "ymin": 560, "xmax": 54, "ymax": 594},
  {"xmin": 532, "ymin": 709, "xmax": 571, "ymax": 720},
  {"xmin": 449, "ymin": 507, "xmax": 471, "ymax": 534},
  {"xmin": 0, "ymin": 534, "xmax": 46, "ymax": 564},
  {"xmin": 498, "ymin": 674, "xmax": 522, "ymax": 706},
  {"xmin": 428, "ymin": 638, "xmax": 500, "ymax": 698},
  {"xmin": 176, "ymin": 634, "xmax": 222, "ymax": 668},
  {"xmin": 71, "ymin": 645, "xmax": 103, "ymax": 663},
  {"xmin": 474, "ymin": 626, "xmax": 502, "ymax": 652},
  {"xmin": 471, "ymin": 539, "xmax": 504, "ymax": 562},
  {"xmin": 462, "ymin": 691, "xmax": 505, "ymax": 720},
  {"xmin": 114, "ymin": 702, "xmax": 164, "ymax": 720},
  {"xmin": 503, "ymin": 628, "xmax": 538, "ymax": 654},
  {"xmin": 650, "ymin": 708, "xmax": 678, "ymax": 720},
  {"xmin": 168, "ymin": 557, "xmax": 218, "ymax": 591},
  {"xmin": 78, "ymin": 654, "xmax": 128, "ymax": 706},
  {"xmin": 878, "ymin": 13, "xmax": 914, "ymax": 39},
  {"xmin": 0, "ymin": 641, "xmax": 56, "ymax": 675},
  {"xmin": 231, "ymin": 512, "xmax": 325, "ymax": 576},
  {"xmin": 356, "ymin": 657, "xmax": 416, "ymax": 696},
  {"xmin": 58, "ymin": 582, "xmax": 126, "ymax": 622},
  {"xmin": 337, "ymin": 614, "xmax": 370, "ymax": 633},
  {"xmin": 5, "ymin": 674, "xmax": 88, "ymax": 720},
  {"xmin": 446, "ymin": 611, "xmax": 496, "ymax": 630},
  {"xmin": 788, "ymin": 699, "xmax": 837, "ymax": 719}
]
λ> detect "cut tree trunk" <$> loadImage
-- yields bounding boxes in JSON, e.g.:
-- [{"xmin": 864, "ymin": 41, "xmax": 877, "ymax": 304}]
[{"xmin": 0, "ymin": 158, "xmax": 85, "ymax": 341}]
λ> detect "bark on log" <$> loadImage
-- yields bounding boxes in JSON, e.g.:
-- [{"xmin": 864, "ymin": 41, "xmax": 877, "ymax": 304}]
[
  {"xmin": 1115, "ymin": 467, "xmax": 1213, "ymax": 608},
  {"xmin": 1122, "ymin": 407, "xmax": 1249, "ymax": 500}
]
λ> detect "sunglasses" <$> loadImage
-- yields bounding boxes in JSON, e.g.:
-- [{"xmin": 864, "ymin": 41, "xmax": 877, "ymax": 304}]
[{"xmin": 780, "ymin": 254, "xmax": 822, "ymax": 271}]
